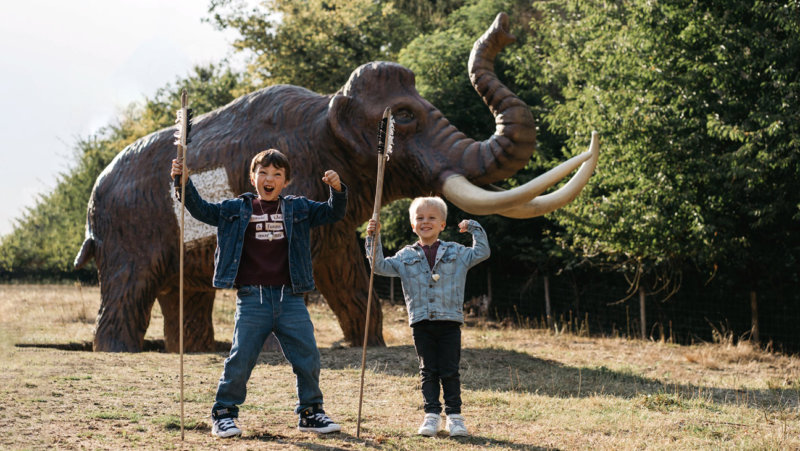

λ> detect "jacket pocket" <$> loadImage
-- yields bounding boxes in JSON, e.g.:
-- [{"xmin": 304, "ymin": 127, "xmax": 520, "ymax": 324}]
[
  {"xmin": 436, "ymin": 252, "xmax": 458, "ymax": 275},
  {"xmin": 401, "ymin": 254, "xmax": 425, "ymax": 278}
]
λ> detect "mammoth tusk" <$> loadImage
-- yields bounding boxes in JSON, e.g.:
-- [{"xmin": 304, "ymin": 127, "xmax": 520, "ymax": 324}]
[{"xmin": 441, "ymin": 132, "xmax": 600, "ymax": 218}]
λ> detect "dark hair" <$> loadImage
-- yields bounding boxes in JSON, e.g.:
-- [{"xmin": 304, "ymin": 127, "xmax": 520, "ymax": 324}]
[{"xmin": 250, "ymin": 149, "xmax": 291, "ymax": 181}]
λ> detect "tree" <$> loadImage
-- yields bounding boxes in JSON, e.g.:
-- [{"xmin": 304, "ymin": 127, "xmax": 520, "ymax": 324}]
[
  {"xmin": 208, "ymin": 0, "xmax": 460, "ymax": 93},
  {"xmin": 522, "ymin": 0, "xmax": 800, "ymax": 307}
]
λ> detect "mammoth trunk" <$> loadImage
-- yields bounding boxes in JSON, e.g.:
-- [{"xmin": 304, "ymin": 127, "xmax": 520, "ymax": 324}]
[{"xmin": 446, "ymin": 12, "xmax": 537, "ymax": 187}]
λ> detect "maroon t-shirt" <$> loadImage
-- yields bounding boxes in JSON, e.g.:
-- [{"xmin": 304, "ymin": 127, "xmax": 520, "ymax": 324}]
[
  {"xmin": 419, "ymin": 240, "xmax": 440, "ymax": 270},
  {"xmin": 234, "ymin": 198, "xmax": 292, "ymax": 286}
]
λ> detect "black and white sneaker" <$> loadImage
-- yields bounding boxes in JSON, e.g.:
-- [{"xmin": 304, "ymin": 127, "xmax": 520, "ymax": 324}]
[
  {"xmin": 298, "ymin": 405, "xmax": 341, "ymax": 433},
  {"xmin": 212, "ymin": 416, "xmax": 242, "ymax": 438}
]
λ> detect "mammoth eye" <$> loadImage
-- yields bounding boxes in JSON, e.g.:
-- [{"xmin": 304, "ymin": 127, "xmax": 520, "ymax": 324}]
[{"xmin": 393, "ymin": 108, "xmax": 415, "ymax": 124}]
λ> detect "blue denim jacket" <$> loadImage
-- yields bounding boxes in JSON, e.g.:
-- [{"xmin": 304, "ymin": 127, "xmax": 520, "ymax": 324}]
[
  {"xmin": 182, "ymin": 178, "xmax": 347, "ymax": 292},
  {"xmin": 366, "ymin": 220, "xmax": 489, "ymax": 325}
]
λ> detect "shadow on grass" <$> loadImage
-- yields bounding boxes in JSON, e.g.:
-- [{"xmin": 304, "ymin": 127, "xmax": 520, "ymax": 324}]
[
  {"xmin": 240, "ymin": 430, "xmax": 555, "ymax": 450},
  {"xmin": 14, "ymin": 339, "xmax": 232, "ymax": 352},
  {"xmin": 17, "ymin": 340, "xmax": 798, "ymax": 409},
  {"xmin": 312, "ymin": 344, "xmax": 800, "ymax": 410}
]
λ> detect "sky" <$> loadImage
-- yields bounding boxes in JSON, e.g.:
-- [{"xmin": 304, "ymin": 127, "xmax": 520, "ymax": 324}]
[{"xmin": 0, "ymin": 0, "xmax": 245, "ymax": 237}]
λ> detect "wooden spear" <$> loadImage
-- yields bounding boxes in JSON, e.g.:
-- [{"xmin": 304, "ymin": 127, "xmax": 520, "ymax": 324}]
[
  {"xmin": 172, "ymin": 89, "xmax": 192, "ymax": 441},
  {"xmin": 356, "ymin": 107, "xmax": 394, "ymax": 438}
]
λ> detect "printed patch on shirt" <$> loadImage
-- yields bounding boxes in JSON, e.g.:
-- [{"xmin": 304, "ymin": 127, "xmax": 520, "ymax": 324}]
[
  {"xmin": 251, "ymin": 213, "xmax": 270, "ymax": 222},
  {"xmin": 256, "ymin": 223, "xmax": 263, "ymax": 231},
  {"xmin": 267, "ymin": 222, "xmax": 283, "ymax": 231},
  {"xmin": 255, "ymin": 231, "xmax": 285, "ymax": 241},
  {"xmin": 271, "ymin": 213, "xmax": 283, "ymax": 222}
]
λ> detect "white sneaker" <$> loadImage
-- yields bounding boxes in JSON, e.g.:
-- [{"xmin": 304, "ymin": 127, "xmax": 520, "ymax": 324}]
[
  {"xmin": 446, "ymin": 414, "xmax": 468, "ymax": 437},
  {"xmin": 417, "ymin": 413, "xmax": 441, "ymax": 436},
  {"xmin": 212, "ymin": 416, "xmax": 242, "ymax": 438}
]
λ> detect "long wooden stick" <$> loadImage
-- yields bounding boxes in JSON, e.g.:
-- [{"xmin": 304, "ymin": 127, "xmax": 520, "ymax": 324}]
[
  {"xmin": 356, "ymin": 158, "xmax": 385, "ymax": 438},
  {"xmin": 176, "ymin": 89, "xmax": 189, "ymax": 441},
  {"xmin": 179, "ymin": 169, "xmax": 186, "ymax": 441},
  {"xmin": 356, "ymin": 108, "xmax": 392, "ymax": 438}
]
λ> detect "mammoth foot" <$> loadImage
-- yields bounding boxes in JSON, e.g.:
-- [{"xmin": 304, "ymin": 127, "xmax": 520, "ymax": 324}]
[{"xmin": 158, "ymin": 287, "xmax": 216, "ymax": 353}]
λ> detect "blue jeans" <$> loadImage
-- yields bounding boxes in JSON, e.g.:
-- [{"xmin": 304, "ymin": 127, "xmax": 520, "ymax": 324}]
[{"xmin": 211, "ymin": 285, "xmax": 323, "ymax": 418}]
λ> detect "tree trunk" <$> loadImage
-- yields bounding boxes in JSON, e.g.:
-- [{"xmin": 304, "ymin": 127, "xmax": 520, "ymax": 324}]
[
  {"xmin": 639, "ymin": 286, "xmax": 646, "ymax": 340},
  {"xmin": 487, "ymin": 268, "xmax": 493, "ymax": 307},
  {"xmin": 750, "ymin": 290, "xmax": 760, "ymax": 344},
  {"xmin": 544, "ymin": 275, "xmax": 553, "ymax": 330}
]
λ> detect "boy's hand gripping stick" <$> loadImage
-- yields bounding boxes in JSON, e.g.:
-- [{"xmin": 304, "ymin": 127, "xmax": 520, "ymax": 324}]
[
  {"xmin": 357, "ymin": 107, "xmax": 394, "ymax": 438},
  {"xmin": 173, "ymin": 89, "xmax": 193, "ymax": 200}
]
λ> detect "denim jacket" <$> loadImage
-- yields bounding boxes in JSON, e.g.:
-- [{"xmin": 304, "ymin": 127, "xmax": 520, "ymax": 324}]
[
  {"xmin": 182, "ymin": 178, "xmax": 347, "ymax": 293},
  {"xmin": 365, "ymin": 220, "xmax": 489, "ymax": 325}
]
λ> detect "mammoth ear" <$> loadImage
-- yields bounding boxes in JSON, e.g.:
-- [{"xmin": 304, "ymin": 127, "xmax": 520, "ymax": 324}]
[{"xmin": 327, "ymin": 94, "xmax": 369, "ymax": 152}]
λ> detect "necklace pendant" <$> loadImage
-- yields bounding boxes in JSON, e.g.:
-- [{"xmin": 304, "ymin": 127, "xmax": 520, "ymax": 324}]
[{"xmin": 432, "ymin": 273, "xmax": 440, "ymax": 282}]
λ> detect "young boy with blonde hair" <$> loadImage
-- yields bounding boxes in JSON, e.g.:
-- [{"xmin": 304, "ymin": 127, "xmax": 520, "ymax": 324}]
[{"xmin": 366, "ymin": 196, "xmax": 489, "ymax": 437}]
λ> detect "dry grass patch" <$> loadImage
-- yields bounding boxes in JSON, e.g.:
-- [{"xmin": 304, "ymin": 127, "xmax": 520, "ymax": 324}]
[{"xmin": 1, "ymin": 284, "xmax": 799, "ymax": 450}]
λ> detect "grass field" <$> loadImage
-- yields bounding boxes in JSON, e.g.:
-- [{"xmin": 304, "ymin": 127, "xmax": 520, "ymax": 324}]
[{"xmin": 1, "ymin": 284, "xmax": 799, "ymax": 450}]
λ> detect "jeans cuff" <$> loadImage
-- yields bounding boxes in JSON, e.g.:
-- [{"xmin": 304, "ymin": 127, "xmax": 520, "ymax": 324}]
[{"xmin": 212, "ymin": 406, "xmax": 238, "ymax": 420}]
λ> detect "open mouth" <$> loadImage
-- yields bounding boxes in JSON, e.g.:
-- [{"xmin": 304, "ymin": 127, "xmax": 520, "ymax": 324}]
[{"xmin": 263, "ymin": 186, "xmax": 275, "ymax": 193}]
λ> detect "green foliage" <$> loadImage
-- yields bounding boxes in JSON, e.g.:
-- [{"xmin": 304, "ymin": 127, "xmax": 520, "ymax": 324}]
[
  {"xmin": 369, "ymin": 198, "xmax": 415, "ymax": 252},
  {"xmin": 209, "ymin": 0, "xmax": 437, "ymax": 93},
  {"xmin": 521, "ymin": 0, "xmax": 800, "ymax": 293},
  {"xmin": 399, "ymin": 0, "xmax": 520, "ymax": 137}
]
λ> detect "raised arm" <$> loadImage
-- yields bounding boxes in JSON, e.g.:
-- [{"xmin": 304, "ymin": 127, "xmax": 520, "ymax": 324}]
[
  {"xmin": 171, "ymin": 159, "xmax": 221, "ymax": 226},
  {"xmin": 458, "ymin": 219, "xmax": 490, "ymax": 268}
]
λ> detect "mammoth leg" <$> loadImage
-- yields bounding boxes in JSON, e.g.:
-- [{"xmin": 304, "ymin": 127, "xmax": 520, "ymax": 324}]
[
  {"xmin": 313, "ymin": 234, "xmax": 385, "ymax": 346},
  {"xmin": 94, "ymin": 260, "xmax": 159, "ymax": 352},
  {"xmin": 157, "ymin": 284, "xmax": 216, "ymax": 353}
]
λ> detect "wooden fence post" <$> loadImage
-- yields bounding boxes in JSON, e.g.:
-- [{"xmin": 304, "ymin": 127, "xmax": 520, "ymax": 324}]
[
  {"xmin": 750, "ymin": 290, "xmax": 760, "ymax": 344},
  {"xmin": 487, "ymin": 268, "xmax": 493, "ymax": 308},
  {"xmin": 544, "ymin": 275, "xmax": 553, "ymax": 330},
  {"xmin": 639, "ymin": 285, "xmax": 646, "ymax": 340}
]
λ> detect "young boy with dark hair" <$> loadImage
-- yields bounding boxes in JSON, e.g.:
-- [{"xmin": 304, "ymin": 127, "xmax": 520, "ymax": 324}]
[
  {"xmin": 365, "ymin": 196, "xmax": 489, "ymax": 437},
  {"xmin": 171, "ymin": 148, "xmax": 346, "ymax": 438}
]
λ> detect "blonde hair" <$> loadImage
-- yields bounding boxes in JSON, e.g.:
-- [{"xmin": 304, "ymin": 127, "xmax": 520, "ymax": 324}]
[{"xmin": 409, "ymin": 196, "xmax": 447, "ymax": 225}]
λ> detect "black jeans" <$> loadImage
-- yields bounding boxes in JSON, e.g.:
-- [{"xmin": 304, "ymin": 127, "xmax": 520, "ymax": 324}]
[{"xmin": 411, "ymin": 320, "xmax": 462, "ymax": 415}]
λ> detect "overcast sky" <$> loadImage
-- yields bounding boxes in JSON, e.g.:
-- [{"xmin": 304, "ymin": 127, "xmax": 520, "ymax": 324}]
[{"xmin": 0, "ymin": 0, "xmax": 244, "ymax": 237}]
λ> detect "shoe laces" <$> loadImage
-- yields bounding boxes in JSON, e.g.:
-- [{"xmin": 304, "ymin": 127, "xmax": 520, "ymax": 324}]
[
  {"xmin": 218, "ymin": 417, "xmax": 236, "ymax": 428},
  {"xmin": 311, "ymin": 412, "xmax": 333, "ymax": 423},
  {"xmin": 423, "ymin": 416, "xmax": 440, "ymax": 428}
]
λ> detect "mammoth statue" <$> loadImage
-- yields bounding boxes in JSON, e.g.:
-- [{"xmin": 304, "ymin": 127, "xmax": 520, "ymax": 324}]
[{"xmin": 75, "ymin": 12, "xmax": 598, "ymax": 352}]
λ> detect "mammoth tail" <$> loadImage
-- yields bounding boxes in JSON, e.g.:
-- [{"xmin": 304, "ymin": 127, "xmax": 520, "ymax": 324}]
[
  {"xmin": 74, "ymin": 209, "xmax": 97, "ymax": 269},
  {"xmin": 74, "ymin": 237, "xmax": 95, "ymax": 269}
]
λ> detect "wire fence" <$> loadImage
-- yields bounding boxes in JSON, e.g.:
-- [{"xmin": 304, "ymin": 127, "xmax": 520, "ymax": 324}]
[{"xmin": 370, "ymin": 262, "xmax": 800, "ymax": 354}]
